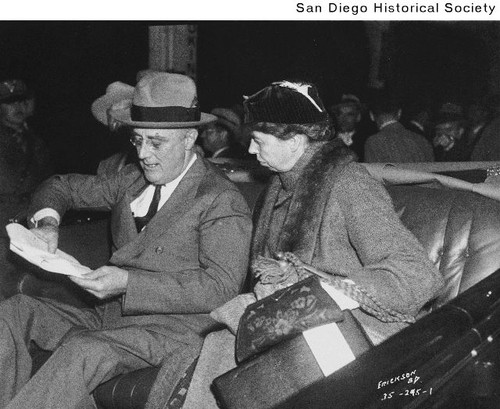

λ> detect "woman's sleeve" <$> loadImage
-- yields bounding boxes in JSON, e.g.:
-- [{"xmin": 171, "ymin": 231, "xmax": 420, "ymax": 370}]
[{"xmin": 334, "ymin": 163, "xmax": 444, "ymax": 316}]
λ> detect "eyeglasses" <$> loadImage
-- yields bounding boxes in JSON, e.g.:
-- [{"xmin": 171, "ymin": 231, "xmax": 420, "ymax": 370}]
[{"xmin": 129, "ymin": 135, "xmax": 167, "ymax": 151}]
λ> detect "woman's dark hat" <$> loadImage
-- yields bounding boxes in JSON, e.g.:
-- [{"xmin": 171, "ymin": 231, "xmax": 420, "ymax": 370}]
[
  {"xmin": 92, "ymin": 72, "xmax": 216, "ymax": 129},
  {"xmin": 243, "ymin": 80, "xmax": 330, "ymax": 125}
]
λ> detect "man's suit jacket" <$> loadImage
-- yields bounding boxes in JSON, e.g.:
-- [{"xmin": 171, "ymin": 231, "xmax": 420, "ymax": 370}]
[
  {"xmin": 404, "ymin": 120, "xmax": 433, "ymax": 144},
  {"xmin": 364, "ymin": 122, "xmax": 434, "ymax": 163},
  {"xmin": 28, "ymin": 156, "xmax": 253, "ymax": 345}
]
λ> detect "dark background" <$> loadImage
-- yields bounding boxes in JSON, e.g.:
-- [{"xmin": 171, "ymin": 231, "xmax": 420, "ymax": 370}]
[{"xmin": 0, "ymin": 21, "xmax": 496, "ymax": 173}]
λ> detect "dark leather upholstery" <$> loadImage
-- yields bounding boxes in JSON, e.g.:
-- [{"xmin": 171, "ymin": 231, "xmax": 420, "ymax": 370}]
[
  {"xmin": 388, "ymin": 185, "xmax": 500, "ymax": 310},
  {"xmin": 15, "ymin": 181, "xmax": 500, "ymax": 408},
  {"xmin": 93, "ymin": 367, "xmax": 161, "ymax": 409}
]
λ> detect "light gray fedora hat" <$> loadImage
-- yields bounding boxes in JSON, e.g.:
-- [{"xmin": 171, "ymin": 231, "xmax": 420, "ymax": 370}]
[{"xmin": 91, "ymin": 72, "xmax": 216, "ymax": 129}]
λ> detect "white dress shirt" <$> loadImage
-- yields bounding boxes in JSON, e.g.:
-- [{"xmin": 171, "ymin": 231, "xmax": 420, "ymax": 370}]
[{"xmin": 130, "ymin": 155, "xmax": 196, "ymax": 217}]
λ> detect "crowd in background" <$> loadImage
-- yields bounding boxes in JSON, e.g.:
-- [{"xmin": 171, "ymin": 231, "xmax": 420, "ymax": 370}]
[
  {"xmin": 193, "ymin": 87, "xmax": 500, "ymax": 165},
  {"xmin": 3, "ymin": 74, "xmax": 500, "ymax": 190},
  {"xmin": 328, "ymin": 90, "xmax": 500, "ymax": 164}
]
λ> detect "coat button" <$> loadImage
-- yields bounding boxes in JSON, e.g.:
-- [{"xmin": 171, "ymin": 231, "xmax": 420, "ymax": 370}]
[{"xmin": 155, "ymin": 246, "xmax": 164, "ymax": 254}]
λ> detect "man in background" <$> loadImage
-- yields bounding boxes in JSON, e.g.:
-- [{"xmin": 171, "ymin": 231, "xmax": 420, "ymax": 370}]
[
  {"xmin": 199, "ymin": 107, "xmax": 248, "ymax": 159},
  {"xmin": 365, "ymin": 92, "xmax": 434, "ymax": 163},
  {"xmin": 0, "ymin": 78, "xmax": 53, "ymax": 299},
  {"xmin": 433, "ymin": 112, "xmax": 469, "ymax": 162},
  {"xmin": 402, "ymin": 97, "xmax": 433, "ymax": 144},
  {"xmin": 330, "ymin": 94, "xmax": 371, "ymax": 162}
]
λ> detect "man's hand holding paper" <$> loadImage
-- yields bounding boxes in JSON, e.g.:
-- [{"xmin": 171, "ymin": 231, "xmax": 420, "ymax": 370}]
[
  {"xmin": 69, "ymin": 266, "xmax": 129, "ymax": 300},
  {"xmin": 6, "ymin": 222, "xmax": 91, "ymax": 278}
]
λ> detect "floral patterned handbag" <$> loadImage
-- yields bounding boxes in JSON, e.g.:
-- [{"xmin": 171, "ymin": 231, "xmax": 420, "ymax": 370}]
[{"xmin": 235, "ymin": 275, "xmax": 345, "ymax": 363}]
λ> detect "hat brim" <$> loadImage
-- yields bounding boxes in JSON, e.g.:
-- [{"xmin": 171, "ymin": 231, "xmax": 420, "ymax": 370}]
[
  {"xmin": 91, "ymin": 82, "xmax": 135, "ymax": 126},
  {"xmin": 110, "ymin": 107, "xmax": 217, "ymax": 129}
]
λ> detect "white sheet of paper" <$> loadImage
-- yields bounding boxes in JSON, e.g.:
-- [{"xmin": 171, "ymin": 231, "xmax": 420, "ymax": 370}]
[
  {"xmin": 6, "ymin": 223, "xmax": 92, "ymax": 278},
  {"xmin": 303, "ymin": 322, "xmax": 356, "ymax": 376}
]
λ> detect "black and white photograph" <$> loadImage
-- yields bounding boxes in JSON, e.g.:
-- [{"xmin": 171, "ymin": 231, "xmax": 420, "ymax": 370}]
[{"xmin": 0, "ymin": 3, "xmax": 500, "ymax": 408}]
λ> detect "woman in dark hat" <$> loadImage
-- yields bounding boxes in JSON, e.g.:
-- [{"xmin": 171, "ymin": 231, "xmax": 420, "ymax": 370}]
[{"xmin": 244, "ymin": 80, "xmax": 443, "ymax": 344}]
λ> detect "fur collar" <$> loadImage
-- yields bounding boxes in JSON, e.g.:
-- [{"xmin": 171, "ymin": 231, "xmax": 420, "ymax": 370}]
[{"xmin": 252, "ymin": 140, "xmax": 355, "ymax": 265}]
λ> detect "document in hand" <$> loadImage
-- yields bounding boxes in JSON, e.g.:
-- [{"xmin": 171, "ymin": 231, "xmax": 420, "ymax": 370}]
[{"xmin": 6, "ymin": 223, "xmax": 92, "ymax": 278}]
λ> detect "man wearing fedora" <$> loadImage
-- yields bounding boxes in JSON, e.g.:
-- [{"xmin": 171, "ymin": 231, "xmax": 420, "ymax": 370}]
[{"xmin": 0, "ymin": 72, "xmax": 252, "ymax": 408}]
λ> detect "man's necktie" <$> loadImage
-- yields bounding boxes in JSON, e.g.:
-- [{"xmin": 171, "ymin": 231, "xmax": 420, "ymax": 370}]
[{"xmin": 134, "ymin": 185, "xmax": 162, "ymax": 232}]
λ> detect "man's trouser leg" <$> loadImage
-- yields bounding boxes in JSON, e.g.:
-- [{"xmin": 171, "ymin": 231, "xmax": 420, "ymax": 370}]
[
  {"xmin": 5, "ymin": 326, "xmax": 175, "ymax": 409},
  {"xmin": 0, "ymin": 294, "xmax": 101, "ymax": 408}
]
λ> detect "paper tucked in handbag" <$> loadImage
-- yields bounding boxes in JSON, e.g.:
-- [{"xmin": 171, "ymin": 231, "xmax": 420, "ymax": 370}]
[
  {"xmin": 303, "ymin": 323, "xmax": 355, "ymax": 376},
  {"xmin": 6, "ymin": 223, "xmax": 92, "ymax": 278},
  {"xmin": 301, "ymin": 280, "xmax": 360, "ymax": 376}
]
